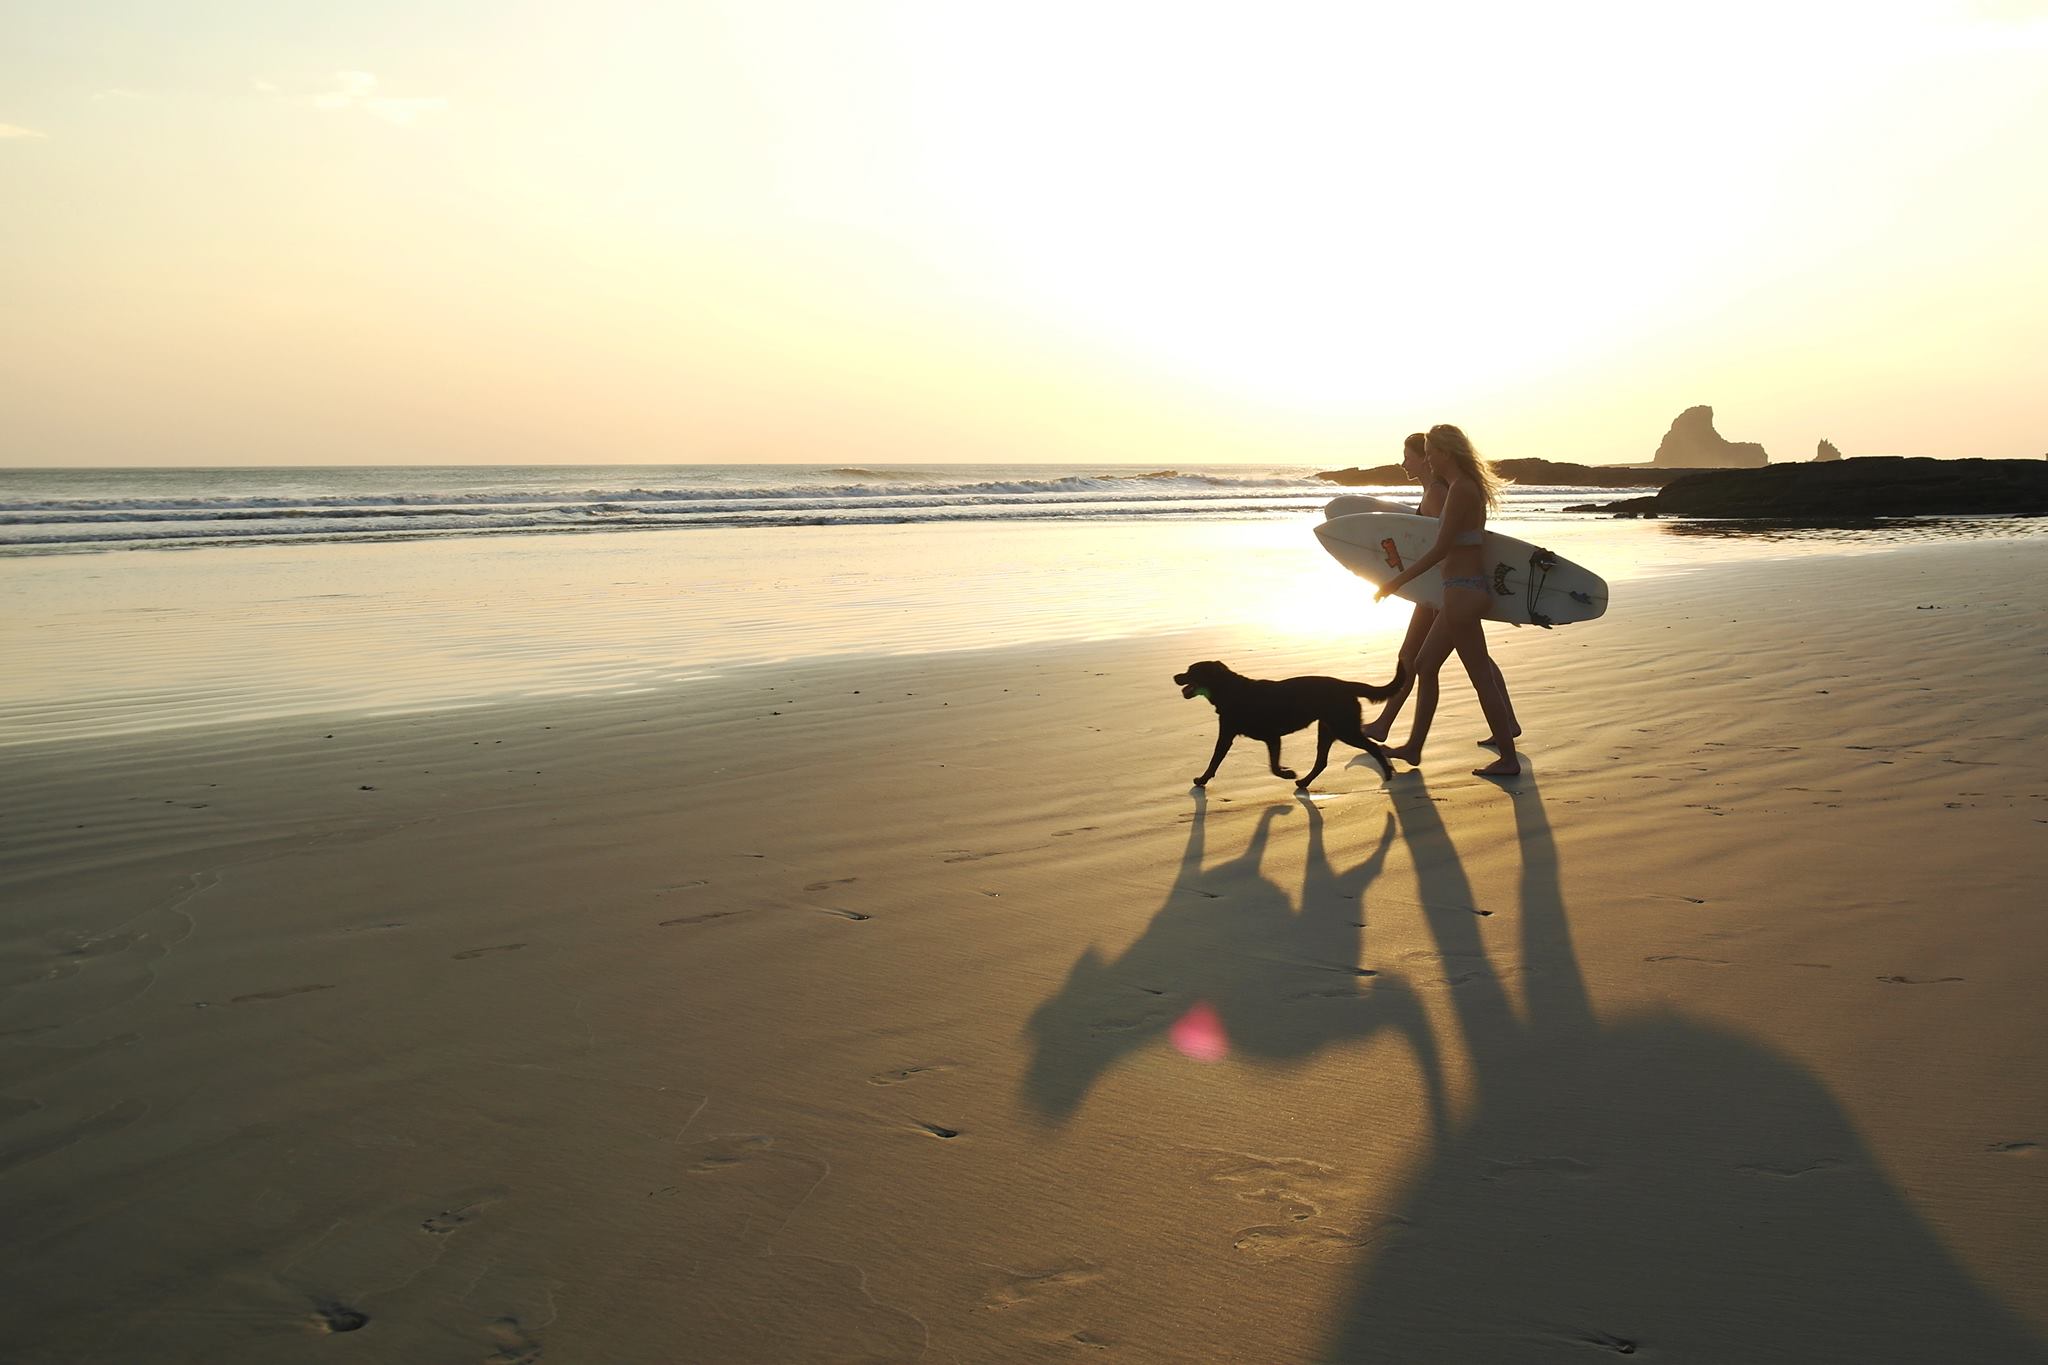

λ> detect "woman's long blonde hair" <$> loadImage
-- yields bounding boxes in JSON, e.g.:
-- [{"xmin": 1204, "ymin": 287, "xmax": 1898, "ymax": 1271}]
[{"xmin": 1426, "ymin": 424, "xmax": 1509, "ymax": 509}]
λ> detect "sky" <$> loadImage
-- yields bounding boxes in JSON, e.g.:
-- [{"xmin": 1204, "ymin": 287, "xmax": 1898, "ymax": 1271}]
[{"xmin": 2, "ymin": 0, "xmax": 2044, "ymax": 467}]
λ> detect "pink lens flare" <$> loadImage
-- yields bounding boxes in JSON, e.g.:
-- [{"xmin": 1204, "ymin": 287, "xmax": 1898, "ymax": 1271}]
[{"xmin": 1170, "ymin": 1001, "xmax": 1228, "ymax": 1062}]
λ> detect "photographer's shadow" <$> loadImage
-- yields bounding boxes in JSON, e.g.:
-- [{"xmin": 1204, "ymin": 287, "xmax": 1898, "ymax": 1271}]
[
  {"xmin": 1324, "ymin": 773, "xmax": 2047, "ymax": 1362},
  {"xmin": 1022, "ymin": 791, "xmax": 1444, "ymax": 1132}
]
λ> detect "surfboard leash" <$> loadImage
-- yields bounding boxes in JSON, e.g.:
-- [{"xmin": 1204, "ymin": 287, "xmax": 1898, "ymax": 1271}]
[{"xmin": 1525, "ymin": 548, "xmax": 1558, "ymax": 628}]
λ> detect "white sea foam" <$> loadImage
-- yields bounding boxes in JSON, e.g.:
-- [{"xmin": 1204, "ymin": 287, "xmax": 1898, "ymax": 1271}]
[{"xmin": 0, "ymin": 462, "xmax": 1627, "ymax": 556}]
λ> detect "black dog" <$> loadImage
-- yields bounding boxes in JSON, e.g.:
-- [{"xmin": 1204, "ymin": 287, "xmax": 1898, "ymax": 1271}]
[{"xmin": 1174, "ymin": 660, "xmax": 1403, "ymax": 790}]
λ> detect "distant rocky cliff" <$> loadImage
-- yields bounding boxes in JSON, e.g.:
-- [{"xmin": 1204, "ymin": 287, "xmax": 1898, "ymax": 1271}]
[
  {"xmin": 1317, "ymin": 458, "xmax": 1693, "ymax": 489},
  {"xmin": 1816, "ymin": 439, "xmax": 1842, "ymax": 462},
  {"xmin": 1574, "ymin": 457, "xmax": 2048, "ymax": 518},
  {"xmin": 1653, "ymin": 406, "xmax": 1769, "ymax": 468}
]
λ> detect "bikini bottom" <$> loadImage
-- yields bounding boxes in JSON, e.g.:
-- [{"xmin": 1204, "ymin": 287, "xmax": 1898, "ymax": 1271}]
[{"xmin": 1441, "ymin": 575, "xmax": 1489, "ymax": 593}]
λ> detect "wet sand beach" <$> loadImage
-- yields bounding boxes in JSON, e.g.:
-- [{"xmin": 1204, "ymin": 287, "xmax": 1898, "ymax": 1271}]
[{"xmin": 3, "ymin": 535, "xmax": 2046, "ymax": 1362}]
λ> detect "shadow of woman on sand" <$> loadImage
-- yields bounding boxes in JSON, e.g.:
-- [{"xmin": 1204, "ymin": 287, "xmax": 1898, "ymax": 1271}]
[
  {"xmin": 1022, "ymin": 790, "xmax": 1446, "ymax": 1133},
  {"xmin": 1323, "ymin": 771, "xmax": 2047, "ymax": 1363}
]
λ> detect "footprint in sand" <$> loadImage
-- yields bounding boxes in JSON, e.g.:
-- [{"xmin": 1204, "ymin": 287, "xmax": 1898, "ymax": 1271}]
[
  {"xmin": 869, "ymin": 1061, "xmax": 957, "ymax": 1086},
  {"xmin": 984, "ymin": 1264, "xmax": 1106, "ymax": 1310},
  {"xmin": 689, "ymin": 1135, "xmax": 780, "ymax": 1173},
  {"xmin": 453, "ymin": 943, "xmax": 527, "ymax": 960},
  {"xmin": 1877, "ymin": 974, "xmax": 1964, "ymax": 985},
  {"xmin": 1233, "ymin": 1218, "xmax": 1402, "ymax": 1263},
  {"xmin": 659, "ymin": 910, "xmax": 744, "ymax": 927},
  {"xmin": 1089, "ymin": 1007, "xmax": 1174, "ymax": 1034},
  {"xmin": 913, "ymin": 1121, "xmax": 962, "ymax": 1139},
  {"xmin": 222, "ymin": 984, "xmax": 335, "ymax": 1005},
  {"xmin": 1560, "ymin": 1329, "xmax": 1639, "ymax": 1356},
  {"xmin": 813, "ymin": 907, "xmax": 871, "ymax": 921},
  {"xmin": 1201, "ymin": 1149, "xmax": 1402, "ymax": 1263},
  {"xmin": 311, "ymin": 1301, "xmax": 369, "ymax": 1334},
  {"xmin": 1644, "ymin": 954, "xmax": 1730, "ymax": 966},
  {"xmin": 483, "ymin": 1315, "xmax": 543, "ymax": 1364},
  {"xmin": 803, "ymin": 877, "xmax": 858, "ymax": 892},
  {"xmin": 1986, "ymin": 1141, "xmax": 2040, "ymax": 1156},
  {"xmin": 421, "ymin": 1185, "xmax": 508, "ymax": 1235}
]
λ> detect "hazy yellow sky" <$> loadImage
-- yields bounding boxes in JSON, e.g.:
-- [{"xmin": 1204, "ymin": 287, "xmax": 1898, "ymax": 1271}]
[{"xmin": 3, "ymin": 1, "xmax": 2044, "ymax": 466}]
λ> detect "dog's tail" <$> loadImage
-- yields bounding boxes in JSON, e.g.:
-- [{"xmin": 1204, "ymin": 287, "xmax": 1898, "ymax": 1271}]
[{"xmin": 1347, "ymin": 661, "xmax": 1408, "ymax": 702}]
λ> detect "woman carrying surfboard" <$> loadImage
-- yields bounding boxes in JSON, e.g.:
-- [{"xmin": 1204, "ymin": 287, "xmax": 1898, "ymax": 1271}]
[
  {"xmin": 1361, "ymin": 433, "xmax": 1519, "ymax": 751},
  {"xmin": 1373, "ymin": 425, "xmax": 1523, "ymax": 778}
]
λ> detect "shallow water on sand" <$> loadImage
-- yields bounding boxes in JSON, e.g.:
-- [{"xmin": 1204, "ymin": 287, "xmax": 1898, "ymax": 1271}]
[{"xmin": 2, "ymin": 512, "xmax": 2038, "ymax": 744}]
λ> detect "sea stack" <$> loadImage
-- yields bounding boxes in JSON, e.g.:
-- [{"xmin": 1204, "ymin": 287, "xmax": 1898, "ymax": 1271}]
[
  {"xmin": 1652, "ymin": 405, "xmax": 1770, "ymax": 468},
  {"xmin": 1816, "ymin": 439, "xmax": 1842, "ymax": 462}
]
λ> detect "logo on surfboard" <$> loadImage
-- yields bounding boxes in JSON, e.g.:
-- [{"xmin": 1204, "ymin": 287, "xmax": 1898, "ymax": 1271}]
[{"xmin": 1379, "ymin": 538, "xmax": 1403, "ymax": 571}]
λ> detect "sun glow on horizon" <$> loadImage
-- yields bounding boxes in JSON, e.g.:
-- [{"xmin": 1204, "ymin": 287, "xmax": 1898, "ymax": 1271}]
[
  {"xmin": 1, "ymin": 0, "xmax": 2043, "ymax": 465},
  {"xmin": 890, "ymin": 2, "xmax": 2047, "ymax": 415}
]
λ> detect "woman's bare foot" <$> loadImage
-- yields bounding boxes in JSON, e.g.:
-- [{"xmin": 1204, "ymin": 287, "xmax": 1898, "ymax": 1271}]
[
  {"xmin": 1476, "ymin": 730, "xmax": 1524, "ymax": 750},
  {"xmin": 1472, "ymin": 755, "xmax": 1521, "ymax": 777},
  {"xmin": 1383, "ymin": 743, "xmax": 1423, "ymax": 767},
  {"xmin": 1361, "ymin": 718, "xmax": 1392, "ymax": 743}
]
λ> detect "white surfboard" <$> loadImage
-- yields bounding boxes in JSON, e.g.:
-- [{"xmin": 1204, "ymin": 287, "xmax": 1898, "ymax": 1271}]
[
  {"xmin": 1323, "ymin": 493, "xmax": 1418, "ymax": 519},
  {"xmin": 1315, "ymin": 511, "xmax": 1609, "ymax": 627}
]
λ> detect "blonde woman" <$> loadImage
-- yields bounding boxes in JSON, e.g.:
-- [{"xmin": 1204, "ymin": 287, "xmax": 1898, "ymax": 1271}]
[
  {"xmin": 1373, "ymin": 424, "xmax": 1522, "ymax": 777},
  {"xmin": 1362, "ymin": 432, "xmax": 1518, "ymax": 748}
]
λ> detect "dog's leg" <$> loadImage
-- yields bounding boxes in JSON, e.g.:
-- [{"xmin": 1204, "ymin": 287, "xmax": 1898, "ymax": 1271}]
[
  {"xmin": 1298, "ymin": 725, "xmax": 1337, "ymax": 789},
  {"xmin": 1264, "ymin": 738, "xmax": 1297, "ymax": 782},
  {"xmin": 1194, "ymin": 726, "xmax": 1235, "ymax": 787},
  {"xmin": 1332, "ymin": 714, "xmax": 1395, "ymax": 780}
]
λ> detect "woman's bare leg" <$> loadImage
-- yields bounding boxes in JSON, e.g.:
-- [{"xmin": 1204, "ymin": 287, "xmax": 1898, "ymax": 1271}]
[
  {"xmin": 1476, "ymin": 658, "xmax": 1522, "ymax": 747},
  {"xmin": 1453, "ymin": 624, "xmax": 1520, "ymax": 775},
  {"xmin": 1363, "ymin": 604, "xmax": 1437, "ymax": 742},
  {"xmin": 1492, "ymin": 659, "xmax": 1520, "ymax": 737},
  {"xmin": 1382, "ymin": 611, "xmax": 1460, "ymax": 765}
]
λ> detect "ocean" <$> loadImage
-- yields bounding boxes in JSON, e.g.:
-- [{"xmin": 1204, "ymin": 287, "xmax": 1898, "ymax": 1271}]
[
  {"xmin": 4, "ymin": 464, "xmax": 2041, "ymax": 745},
  {"xmin": 0, "ymin": 463, "xmax": 1604, "ymax": 556}
]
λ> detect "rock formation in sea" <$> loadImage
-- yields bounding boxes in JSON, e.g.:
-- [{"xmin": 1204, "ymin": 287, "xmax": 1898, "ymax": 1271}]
[
  {"xmin": 1652, "ymin": 406, "xmax": 1770, "ymax": 468},
  {"xmin": 1572, "ymin": 457, "xmax": 2048, "ymax": 518},
  {"xmin": 1816, "ymin": 439, "xmax": 1842, "ymax": 462}
]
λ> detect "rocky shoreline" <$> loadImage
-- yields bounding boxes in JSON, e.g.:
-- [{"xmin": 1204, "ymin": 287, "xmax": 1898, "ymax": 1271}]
[
  {"xmin": 1317, "ymin": 458, "xmax": 1708, "ymax": 489},
  {"xmin": 1561, "ymin": 457, "xmax": 2048, "ymax": 518}
]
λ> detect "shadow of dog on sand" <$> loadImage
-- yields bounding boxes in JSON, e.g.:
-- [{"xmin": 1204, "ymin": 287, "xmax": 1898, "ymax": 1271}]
[{"xmin": 1022, "ymin": 790, "xmax": 1444, "ymax": 1133}]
